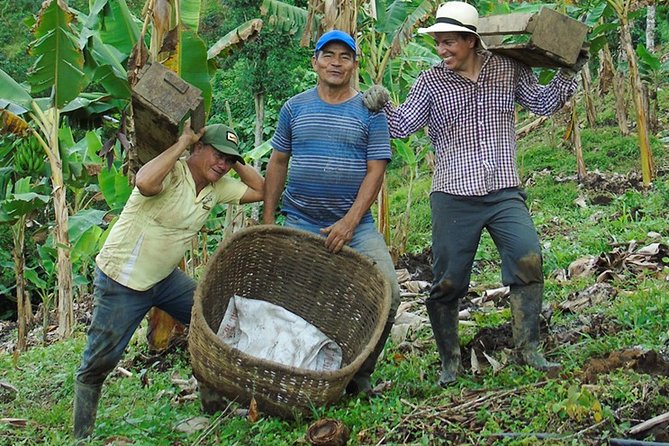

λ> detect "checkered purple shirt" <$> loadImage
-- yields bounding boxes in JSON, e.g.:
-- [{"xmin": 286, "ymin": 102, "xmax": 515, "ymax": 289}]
[{"xmin": 384, "ymin": 53, "xmax": 577, "ymax": 196}]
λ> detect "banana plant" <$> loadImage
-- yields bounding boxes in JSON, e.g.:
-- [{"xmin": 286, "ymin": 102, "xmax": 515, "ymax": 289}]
[
  {"xmin": 606, "ymin": 0, "xmax": 654, "ymax": 186},
  {"xmin": 636, "ymin": 42, "xmax": 668, "ymax": 133},
  {"xmin": 0, "ymin": 148, "xmax": 50, "ymax": 352},
  {"xmin": 391, "ymin": 135, "xmax": 430, "ymax": 257},
  {"xmin": 0, "ymin": 0, "xmax": 90, "ymax": 338}
]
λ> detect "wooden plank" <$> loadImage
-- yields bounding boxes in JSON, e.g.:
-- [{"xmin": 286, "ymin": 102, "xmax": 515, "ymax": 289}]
[{"xmin": 628, "ymin": 411, "xmax": 669, "ymax": 435}]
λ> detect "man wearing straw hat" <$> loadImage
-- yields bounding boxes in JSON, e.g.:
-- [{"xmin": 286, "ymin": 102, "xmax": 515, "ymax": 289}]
[
  {"xmin": 73, "ymin": 123, "xmax": 264, "ymax": 439},
  {"xmin": 263, "ymin": 30, "xmax": 400, "ymax": 395},
  {"xmin": 363, "ymin": 2, "xmax": 587, "ymax": 386}
]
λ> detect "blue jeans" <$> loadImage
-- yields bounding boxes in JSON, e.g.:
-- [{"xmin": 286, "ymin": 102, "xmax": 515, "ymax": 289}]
[
  {"xmin": 429, "ymin": 188, "xmax": 543, "ymax": 307},
  {"xmin": 284, "ymin": 215, "xmax": 400, "ymax": 380},
  {"xmin": 75, "ymin": 267, "xmax": 196, "ymax": 386}
]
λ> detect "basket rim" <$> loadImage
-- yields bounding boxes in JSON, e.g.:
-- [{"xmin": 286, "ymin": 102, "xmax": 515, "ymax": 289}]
[{"xmin": 190, "ymin": 225, "xmax": 393, "ymax": 379}]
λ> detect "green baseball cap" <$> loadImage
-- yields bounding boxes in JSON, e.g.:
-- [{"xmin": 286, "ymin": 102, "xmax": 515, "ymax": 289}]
[{"xmin": 200, "ymin": 124, "xmax": 245, "ymax": 165}]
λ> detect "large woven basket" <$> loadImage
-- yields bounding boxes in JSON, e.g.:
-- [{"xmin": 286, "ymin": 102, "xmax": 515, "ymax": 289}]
[{"xmin": 189, "ymin": 225, "xmax": 392, "ymax": 418}]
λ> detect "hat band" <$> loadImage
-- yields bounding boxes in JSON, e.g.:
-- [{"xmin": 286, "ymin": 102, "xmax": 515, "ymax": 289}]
[{"xmin": 435, "ymin": 17, "xmax": 477, "ymax": 32}]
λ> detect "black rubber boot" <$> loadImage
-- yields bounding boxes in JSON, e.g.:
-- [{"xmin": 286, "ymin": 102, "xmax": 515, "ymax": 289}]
[
  {"xmin": 509, "ymin": 283, "xmax": 561, "ymax": 372},
  {"xmin": 425, "ymin": 300, "xmax": 461, "ymax": 387},
  {"xmin": 73, "ymin": 381, "xmax": 102, "ymax": 440},
  {"xmin": 347, "ymin": 315, "xmax": 395, "ymax": 395}
]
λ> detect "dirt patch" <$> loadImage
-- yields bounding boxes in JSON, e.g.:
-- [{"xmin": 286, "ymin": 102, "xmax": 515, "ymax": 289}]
[
  {"xmin": 396, "ymin": 248, "xmax": 433, "ymax": 283},
  {"xmin": 551, "ymin": 313, "xmax": 623, "ymax": 347},
  {"xmin": 121, "ymin": 330, "xmax": 190, "ymax": 374},
  {"xmin": 462, "ymin": 324, "xmax": 514, "ymax": 370},
  {"xmin": 583, "ymin": 347, "xmax": 669, "ymax": 384},
  {"xmin": 579, "ymin": 170, "xmax": 645, "ymax": 195}
]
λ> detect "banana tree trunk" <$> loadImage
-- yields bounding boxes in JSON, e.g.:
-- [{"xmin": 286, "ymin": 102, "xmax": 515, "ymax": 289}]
[
  {"xmin": 47, "ymin": 109, "xmax": 74, "ymax": 338},
  {"xmin": 250, "ymin": 92, "xmax": 265, "ymax": 224},
  {"xmin": 571, "ymin": 105, "xmax": 587, "ymax": 181},
  {"xmin": 619, "ymin": 17, "xmax": 654, "ymax": 186},
  {"xmin": 580, "ymin": 61, "xmax": 597, "ymax": 128},
  {"xmin": 377, "ymin": 178, "xmax": 391, "ymax": 245},
  {"xmin": 13, "ymin": 216, "xmax": 28, "ymax": 352},
  {"xmin": 646, "ymin": 4, "xmax": 655, "ymax": 51},
  {"xmin": 602, "ymin": 44, "xmax": 630, "ymax": 135}
]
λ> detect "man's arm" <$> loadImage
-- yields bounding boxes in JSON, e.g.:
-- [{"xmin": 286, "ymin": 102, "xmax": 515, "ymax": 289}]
[
  {"xmin": 234, "ymin": 162, "xmax": 265, "ymax": 204},
  {"xmin": 321, "ymin": 159, "xmax": 387, "ymax": 253},
  {"xmin": 262, "ymin": 149, "xmax": 291, "ymax": 224},
  {"xmin": 135, "ymin": 125, "xmax": 203, "ymax": 196}
]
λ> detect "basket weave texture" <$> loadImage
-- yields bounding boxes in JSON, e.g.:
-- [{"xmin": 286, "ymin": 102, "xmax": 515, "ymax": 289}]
[{"xmin": 189, "ymin": 226, "xmax": 392, "ymax": 418}]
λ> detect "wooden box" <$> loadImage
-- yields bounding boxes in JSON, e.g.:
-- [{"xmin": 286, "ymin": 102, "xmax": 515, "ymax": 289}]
[
  {"xmin": 131, "ymin": 63, "xmax": 205, "ymax": 164},
  {"xmin": 478, "ymin": 7, "xmax": 589, "ymax": 69}
]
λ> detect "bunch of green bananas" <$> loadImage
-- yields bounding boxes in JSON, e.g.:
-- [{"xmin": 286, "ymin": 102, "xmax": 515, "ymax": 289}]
[{"xmin": 13, "ymin": 137, "xmax": 44, "ymax": 176}]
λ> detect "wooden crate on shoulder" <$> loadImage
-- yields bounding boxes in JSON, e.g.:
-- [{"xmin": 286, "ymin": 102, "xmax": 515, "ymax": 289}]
[
  {"xmin": 478, "ymin": 7, "xmax": 589, "ymax": 69},
  {"xmin": 131, "ymin": 63, "xmax": 205, "ymax": 164}
]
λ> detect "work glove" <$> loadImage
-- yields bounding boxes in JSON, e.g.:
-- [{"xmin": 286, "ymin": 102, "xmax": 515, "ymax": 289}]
[
  {"xmin": 362, "ymin": 85, "xmax": 390, "ymax": 113},
  {"xmin": 561, "ymin": 51, "xmax": 589, "ymax": 77}
]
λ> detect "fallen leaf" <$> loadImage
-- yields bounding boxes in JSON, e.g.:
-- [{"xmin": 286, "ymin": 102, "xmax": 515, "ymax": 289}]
[
  {"xmin": 568, "ymin": 256, "xmax": 597, "ymax": 278},
  {"xmin": 390, "ymin": 324, "xmax": 410, "ymax": 344},
  {"xmin": 471, "ymin": 349, "xmax": 481, "ymax": 375},
  {"xmin": 0, "ymin": 418, "xmax": 27, "ymax": 427},
  {"xmin": 174, "ymin": 416, "xmax": 209, "ymax": 434},
  {"xmin": 371, "ymin": 380, "xmax": 393, "ymax": 394},
  {"xmin": 574, "ymin": 196, "xmax": 587, "ymax": 208},
  {"xmin": 392, "ymin": 352, "xmax": 407, "ymax": 363},
  {"xmin": 248, "ymin": 397, "xmax": 259, "ymax": 423},
  {"xmin": 395, "ymin": 268, "xmax": 411, "ymax": 283},
  {"xmin": 482, "ymin": 352, "xmax": 503, "ymax": 374}
]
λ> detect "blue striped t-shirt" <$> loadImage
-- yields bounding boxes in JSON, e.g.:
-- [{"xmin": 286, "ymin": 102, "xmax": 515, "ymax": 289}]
[{"xmin": 271, "ymin": 88, "xmax": 392, "ymax": 226}]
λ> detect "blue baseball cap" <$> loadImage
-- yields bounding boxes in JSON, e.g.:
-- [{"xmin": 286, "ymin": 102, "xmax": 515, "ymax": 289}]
[{"xmin": 314, "ymin": 30, "xmax": 356, "ymax": 54}]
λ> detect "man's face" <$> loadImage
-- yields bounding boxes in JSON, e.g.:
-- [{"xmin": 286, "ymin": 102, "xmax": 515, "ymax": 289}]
[
  {"xmin": 197, "ymin": 144, "xmax": 237, "ymax": 183},
  {"xmin": 311, "ymin": 41, "xmax": 358, "ymax": 88},
  {"xmin": 433, "ymin": 32, "xmax": 476, "ymax": 71}
]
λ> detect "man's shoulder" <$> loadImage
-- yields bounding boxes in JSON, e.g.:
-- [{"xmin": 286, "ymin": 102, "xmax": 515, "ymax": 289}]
[
  {"xmin": 287, "ymin": 88, "xmax": 318, "ymax": 105},
  {"xmin": 417, "ymin": 63, "xmax": 448, "ymax": 82},
  {"xmin": 487, "ymin": 52, "xmax": 523, "ymax": 70}
]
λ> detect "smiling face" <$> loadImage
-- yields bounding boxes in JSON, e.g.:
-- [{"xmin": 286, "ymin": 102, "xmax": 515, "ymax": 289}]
[
  {"xmin": 433, "ymin": 32, "xmax": 478, "ymax": 72},
  {"xmin": 192, "ymin": 143, "xmax": 238, "ymax": 184},
  {"xmin": 311, "ymin": 41, "xmax": 358, "ymax": 89}
]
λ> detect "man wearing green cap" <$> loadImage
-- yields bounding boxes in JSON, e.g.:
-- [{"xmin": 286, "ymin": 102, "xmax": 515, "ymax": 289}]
[{"xmin": 73, "ymin": 123, "xmax": 264, "ymax": 440}]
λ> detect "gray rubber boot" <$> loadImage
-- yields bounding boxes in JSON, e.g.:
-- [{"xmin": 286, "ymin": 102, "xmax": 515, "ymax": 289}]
[
  {"xmin": 425, "ymin": 300, "xmax": 461, "ymax": 387},
  {"xmin": 509, "ymin": 283, "xmax": 561, "ymax": 372},
  {"xmin": 73, "ymin": 381, "xmax": 102, "ymax": 440}
]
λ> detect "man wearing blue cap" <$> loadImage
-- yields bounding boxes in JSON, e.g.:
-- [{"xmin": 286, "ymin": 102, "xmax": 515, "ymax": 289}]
[
  {"xmin": 263, "ymin": 30, "xmax": 400, "ymax": 395},
  {"xmin": 73, "ymin": 123, "xmax": 264, "ymax": 439}
]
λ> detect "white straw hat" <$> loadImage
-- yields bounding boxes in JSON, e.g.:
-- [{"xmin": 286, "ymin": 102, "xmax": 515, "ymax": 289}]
[{"xmin": 418, "ymin": 2, "xmax": 481, "ymax": 39}]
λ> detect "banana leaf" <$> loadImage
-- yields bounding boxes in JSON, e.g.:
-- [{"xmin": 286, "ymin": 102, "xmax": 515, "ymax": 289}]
[
  {"xmin": 164, "ymin": 25, "xmax": 212, "ymax": 115},
  {"xmin": 208, "ymin": 19, "xmax": 263, "ymax": 60},
  {"xmin": 260, "ymin": 0, "xmax": 309, "ymax": 37},
  {"xmin": 85, "ymin": 0, "xmax": 140, "ymax": 56},
  {"xmin": 180, "ymin": 0, "xmax": 202, "ymax": 33},
  {"xmin": 0, "ymin": 69, "xmax": 33, "ymax": 111},
  {"xmin": 27, "ymin": 0, "xmax": 87, "ymax": 109}
]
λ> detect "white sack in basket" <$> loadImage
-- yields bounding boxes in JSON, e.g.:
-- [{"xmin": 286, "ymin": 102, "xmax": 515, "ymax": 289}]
[{"xmin": 216, "ymin": 295, "xmax": 343, "ymax": 372}]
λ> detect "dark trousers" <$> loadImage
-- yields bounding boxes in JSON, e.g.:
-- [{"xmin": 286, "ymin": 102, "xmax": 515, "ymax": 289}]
[
  {"xmin": 429, "ymin": 188, "xmax": 544, "ymax": 306},
  {"xmin": 76, "ymin": 267, "xmax": 196, "ymax": 387}
]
